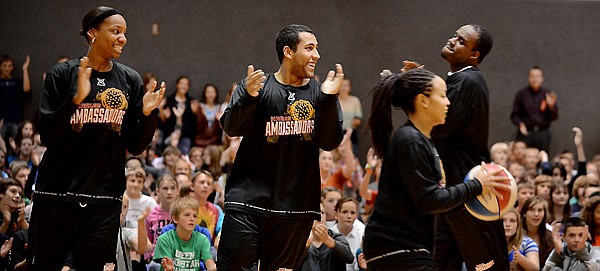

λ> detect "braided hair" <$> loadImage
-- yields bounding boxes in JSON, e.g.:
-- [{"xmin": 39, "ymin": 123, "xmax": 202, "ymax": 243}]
[{"xmin": 368, "ymin": 68, "xmax": 436, "ymax": 156}]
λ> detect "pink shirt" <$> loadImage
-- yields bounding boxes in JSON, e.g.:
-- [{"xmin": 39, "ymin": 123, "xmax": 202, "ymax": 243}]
[{"xmin": 144, "ymin": 204, "xmax": 172, "ymax": 258}]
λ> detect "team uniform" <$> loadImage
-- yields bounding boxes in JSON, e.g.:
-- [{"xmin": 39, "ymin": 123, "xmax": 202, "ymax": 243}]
[
  {"xmin": 432, "ymin": 66, "xmax": 509, "ymax": 271},
  {"xmin": 364, "ymin": 121, "xmax": 483, "ymax": 270},
  {"xmin": 218, "ymin": 73, "xmax": 343, "ymax": 270},
  {"xmin": 29, "ymin": 59, "xmax": 158, "ymax": 270}
]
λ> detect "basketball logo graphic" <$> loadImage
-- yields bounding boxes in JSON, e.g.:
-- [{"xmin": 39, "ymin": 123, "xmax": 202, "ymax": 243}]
[
  {"xmin": 97, "ymin": 87, "xmax": 128, "ymax": 110},
  {"xmin": 288, "ymin": 100, "xmax": 314, "ymax": 141},
  {"xmin": 288, "ymin": 100, "xmax": 314, "ymax": 121}
]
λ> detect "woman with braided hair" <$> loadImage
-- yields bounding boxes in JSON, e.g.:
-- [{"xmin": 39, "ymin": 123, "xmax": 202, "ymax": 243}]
[{"xmin": 363, "ymin": 68, "xmax": 510, "ymax": 270}]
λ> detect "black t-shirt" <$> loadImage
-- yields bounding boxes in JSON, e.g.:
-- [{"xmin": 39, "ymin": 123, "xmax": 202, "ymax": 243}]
[
  {"xmin": 220, "ymin": 74, "xmax": 343, "ymax": 220},
  {"xmin": 365, "ymin": 121, "xmax": 482, "ymax": 257},
  {"xmin": 432, "ymin": 67, "xmax": 491, "ymax": 187},
  {"xmin": 36, "ymin": 59, "xmax": 158, "ymax": 206}
]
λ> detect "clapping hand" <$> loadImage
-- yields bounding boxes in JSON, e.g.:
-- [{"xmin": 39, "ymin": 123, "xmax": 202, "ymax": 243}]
[
  {"xmin": 73, "ymin": 57, "xmax": 92, "ymax": 105},
  {"xmin": 245, "ymin": 65, "xmax": 265, "ymax": 97},
  {"xmin": 142, "ymin": 81, "xmax": 166, "ymax": 116},
  {"xmin": 320, "ymin": 64, "xmax": 344, "ymax": 95}
]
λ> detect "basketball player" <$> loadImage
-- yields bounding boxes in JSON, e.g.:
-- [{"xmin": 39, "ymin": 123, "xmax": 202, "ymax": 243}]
[
  {"xmin": 28, "ymin": 6, "xmax": 165, "ymax": 270},
  {"xmin": 432, "ymin": 25, "xmax": 509, "ymax": 271},
  {"xmin": 364, "ymin": 68, "xmax": 510, "ymax": 270},
  {"xmin": 218, "ymin": 24, "xmax": 344, "ymax": 270}
]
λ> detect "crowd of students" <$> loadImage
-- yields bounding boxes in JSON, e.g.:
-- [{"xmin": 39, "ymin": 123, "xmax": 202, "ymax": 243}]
[{"xmin": 2, "ymin": 24, "xmax": 600, "ymax": 271}]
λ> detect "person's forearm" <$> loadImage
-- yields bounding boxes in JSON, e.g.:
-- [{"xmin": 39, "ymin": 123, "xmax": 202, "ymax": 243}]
[
  {"xmin": 22, "ymin": 68, "xmax": 30, "ymax": 92},
  {"xmin": 576, "ymin": 143, "xmax": 586, "ymax": 162},
  {"xmin": 359, "ymin": 169, "xmax": 373, "ymax": 200},
  {"xmin": 137, "ymin": 222, "xmax": 149, "ymax": 253},
  {"xmin": 205, "ymin": 260, "xmax": 217, "ymax": 271},
  {"xmin": 0, "ymin": 220, "xmax": 9, "ymax": 234}
]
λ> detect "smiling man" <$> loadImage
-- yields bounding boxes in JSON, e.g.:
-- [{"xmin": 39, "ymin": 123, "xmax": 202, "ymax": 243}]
[
  {"xmin": 430, "ymin": 25, "xmax": 509, "ymax": 271},
  {"xmin": 218, "ymin": 25, "xmax": 344, "ymax": 270}
]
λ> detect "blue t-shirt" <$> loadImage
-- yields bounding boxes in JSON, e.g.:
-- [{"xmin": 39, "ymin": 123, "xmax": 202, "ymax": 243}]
[{"xmin": 509, "ymin": 236, "xmax": 539, "ymax": 262}]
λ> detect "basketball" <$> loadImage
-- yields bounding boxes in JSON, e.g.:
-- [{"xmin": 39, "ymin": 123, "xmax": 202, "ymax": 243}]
[{"xmin": 462, "ymin": 163, "xmax": 517, "ymax": 221}]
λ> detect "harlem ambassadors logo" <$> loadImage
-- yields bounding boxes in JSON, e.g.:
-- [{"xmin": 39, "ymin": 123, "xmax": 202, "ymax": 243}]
[
  {"xmin": 265, "ymin": 99, "xmax": 315, "ymax": 143},
  {"xmin": 70, "ymin": 87, "xmax": 129, "ymax": 132}
]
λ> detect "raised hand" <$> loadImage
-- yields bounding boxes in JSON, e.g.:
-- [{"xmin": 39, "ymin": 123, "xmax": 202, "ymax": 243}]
[
  {"xmin": 143, "ymin": 81, "xmax": 166, "ymax": 116},
  {"xmin": 73, "ymin": 57, "xmax": 92, "ymax": 105},
  {"xmin": 573, "ymin": 127, "xmax": 583, "ymax": 147},
  {"xmin": 0, "ymin": 238, "xmax": 13, "ymax": 258},
  {"xmin": 577, "ymin": 225, "xmax": 589, "ymax": 251},
  {"xmin": 546, "ymin": 91, "xmax": 557, "ymax": 108},
  {"xmin": 138, "ymin": 206, "xmax": 151, "ymax": 222},
  {"xmin": 321, "ymin": 64, "xmax": 344, "ymax": 95},
  {"xmin": 312, "ymin": 221, "xmax": 329, "ymax": 241},
  {"xmin": 22, "ymin": 55, "xmax": 30, "ymax": 71},
  {"xmin": 245, "ymin": 65, "xmax": 265, "ymax": 97},
  {"xmin": 173, "ymin": 104, "xmax": 185, "ymax": 119},
  {"xmin": 551, "ymin": 221, "xmax": 563, "ymax": 253},
  {"xmin": 366, "ymin": 147, "xmax": 379, "ymax": 169},
  {"xmin": 400, "ymin": 60, "xmax": 424, "ymax": 73}
]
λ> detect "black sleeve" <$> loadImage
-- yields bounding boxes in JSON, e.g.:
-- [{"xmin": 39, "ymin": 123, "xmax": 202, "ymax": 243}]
[
  {"xmin": 510, "ymin": 90, "xmax": 524, "ymax": 126},
  {"xmin": 329, "ymin": 230, "xmax": 355, "ymax": 264},
  {"xmin": 313, "ymin": 92, "xmax": 343, "ymax": 151},
  {"xmin": 38, "ymin": 63, "xmax": 79, "ymax": 149},
  {"xmin": 398, "ymin": 141, "xmax": 482, "ymax": 214},
  {"xmin": 220, "ymin": 80, "xmax": 260, "ymax": 137},
  {"xmin": 121, "ymin": 71, "xmax": 159, "ymax": 155},
  {"xmin": 17, "ymin": 78, "xmax": 32, "ymax": 101}
]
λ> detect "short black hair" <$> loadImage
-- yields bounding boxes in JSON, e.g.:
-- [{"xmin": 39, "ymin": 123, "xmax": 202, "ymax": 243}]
[
  {"xmin": 1, "ymin": 55, "xmax": 12, "ymax": 64},
  {"xmin": 275, "ymin": 24, "xmax": 314, "ymax": 64},
  {"xmin": 562, "ymin": 217, "xmax": 586, "ymax": 233},
  {"xmin": 470, "ymin": 25, "xmax": 493, "ymax": 64}
]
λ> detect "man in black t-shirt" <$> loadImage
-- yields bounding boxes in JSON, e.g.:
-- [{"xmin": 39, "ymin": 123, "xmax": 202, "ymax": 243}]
[
  {"xmin": 432, "ymin": 24, "xmax": 509, "ymax": 271},
  {"xmin": 218, "ymin": 24, "xmax": 344, "ymax": 271}
]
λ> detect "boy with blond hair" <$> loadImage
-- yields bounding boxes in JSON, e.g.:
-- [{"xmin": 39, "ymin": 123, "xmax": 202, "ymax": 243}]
[{"xmin": 154, "ymin": 197, "xmax": 215, "ymax": 271}]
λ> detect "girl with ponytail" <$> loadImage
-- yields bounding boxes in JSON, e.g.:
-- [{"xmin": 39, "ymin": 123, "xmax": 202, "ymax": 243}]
[{"xmin": 363, "ymin": 69, "xmax": 510, "ymax": 270}]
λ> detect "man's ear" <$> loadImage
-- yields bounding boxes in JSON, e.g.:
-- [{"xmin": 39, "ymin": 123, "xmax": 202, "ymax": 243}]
[
  {"xmin": 283, "ymin": 46, "xmax": 293, "ymax": 60},
  {"xmin": 470, "ymin": 51, "xmax": 480, "ymax": 63}
]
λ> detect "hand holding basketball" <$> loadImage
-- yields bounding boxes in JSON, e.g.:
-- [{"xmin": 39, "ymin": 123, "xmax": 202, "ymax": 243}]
[
  {"xmin": 474, "ymin": 162, "xmax": 511, "ymax": 198},
  {"xmin": 464, "ymin": 163, "xmax": 517, "ymax": 221}
]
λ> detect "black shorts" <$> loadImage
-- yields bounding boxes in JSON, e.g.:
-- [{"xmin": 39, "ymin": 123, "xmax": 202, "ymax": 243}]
[
  {"xmin": 217, "ymin": 211, "xmax": 313, "ymax": 271},
  {"xmin": 27, "ymin": 201, "xmax": 120, "ymax": 271}
]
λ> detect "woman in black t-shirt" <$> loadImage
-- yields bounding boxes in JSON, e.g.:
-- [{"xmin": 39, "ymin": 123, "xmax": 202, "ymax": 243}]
[
  {"xmin": 364, "ymin": 68, "xmax": 509, "ymax": 270},
  {"xmin": 30, "ymin": 6, "xmax": 165, "ymax": 270}
]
